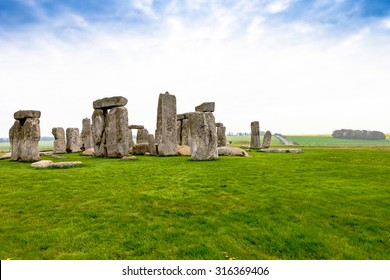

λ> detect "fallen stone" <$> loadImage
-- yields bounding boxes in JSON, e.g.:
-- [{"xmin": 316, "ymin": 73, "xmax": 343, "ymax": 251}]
[
  {"xmin": 40, "ymin": 151, "xmax": 53, "ymax": 156},
  {"xmin": 13, "ymin": 110, "xmax": 41, "ymax": 120},
  {"xmin": 218, "ymin": 147, "xmax": 249, "ymax": 157},
  {"xmin": 31, "ymin": 160, "xmax": 53, "ymax": 168},
  {"xmin": 81, "ymin": 148, "xmax": 94, "ymax": 156},
  {"xmin": 0, "ymin": 152, "xmax": 11, "ymax": 160},
  {"xmin": 52, "ymin": 161, "xmax": 82, "ymax": 168},
  {"xmin": 177, "ymin": 145, "xmax": 191, "ymax": 156},
  {"xmin": 195, "ymin": 102, "xmax": 215, "ymax": 112},
  {"xmin": 93, "ymin": 96, "xmax": 128, "ymax": 110},
  {"xmin": 121, "ymin": 156, "xmax": 138, "ymax": 160},
  {"xmin": 132, "ymin": 143, "xmax": 150, "ymax": 155},
  {"xmin": 259, "ymin": 148, "xmax": 302, "ymax": 153}
]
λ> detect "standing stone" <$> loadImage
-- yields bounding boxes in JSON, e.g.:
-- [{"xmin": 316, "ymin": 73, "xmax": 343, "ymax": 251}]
[
  {"xmin": 105, "ymin": 107, "xmax": 129, "ymax": 157},
  {"xmin": 262, "ymin": 130, "xmax": 272, "ymax": 149},
  {"xmin": 9, "ymin": 110, "xmax": 41, "ymax": 162},
  {"xmin": 217, "ymin": 124, "xmax": 227, "ymax": 147},
  {"xmin": 148, "ymin": 134, "xmax": 157, "ymax": 156},
  {"xmin": 136, "ymin": 128, "xmax": 149, "ymax": 144},
  {"xmin": 52, "ymin": 127, "xmax": 66, "ymax": 154},
  {"xmin": 188, "ymin": 112, "xmax": 218, "ymax": 161},
  {"xmin": 155, "ymin": 92, "xmax": 177, "ymax": 156},
  {"xmin": 181, "ymin": 118, "xmax": 189, "ymax": 146},
  {"xmin": 91, "ymin": 96, "xmax": 129, "ymax": 158},
  {"xmin": 176, "ymin": 120, "xmax": 182, "ymax": 145},
  {"xmin": 91, "ymin": 109, "xmax": 106, "ymax": 157},
  {"xmin": 127, "ymin": 127, "xmax": 134, "ymax": 150},
  {"xmin": 80, "ymin": 118, "xmax": 93, "ymax": 150},
  {"xmin": 250, "ymin": 121, "xmax": 260, "ymax": 149},
  {"xmin": 66, "ymin": 128, "xmax": 81, "ymax": 153}
]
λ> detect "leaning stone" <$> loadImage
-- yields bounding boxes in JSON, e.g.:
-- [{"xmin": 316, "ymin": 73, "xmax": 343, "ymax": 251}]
[
  {"xmin": 14, "ymin": 110, "xmax": 41, "ymax": 120},
  {"xmin": 188, "ymin": 112, "xmax": 218, "ymax": 161},
  {"xmin": 155, "ymin": 92, "xmax": 177, "ymax": 156},
  {"xmin": 31, "ymin": 160, "xmax": 53, "ymax": 168},
  {"xmin": 218, "ymin": 147, "xmax": 249, "ymax": 157},
  {"xmin": 262, "ymin": 130, "xmax": 272, "ymax": 149},
  {"xmin": 93, "ymin": 96, "xmax": 128, "ymax": 110},
  {"xmin": 195, "ymin": 102, "xmax": 215, "ymax": 112}
]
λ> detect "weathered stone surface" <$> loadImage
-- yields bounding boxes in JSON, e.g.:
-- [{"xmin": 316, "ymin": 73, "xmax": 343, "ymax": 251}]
[
  {"xmin": 195, "ymin": 102, "xmax": 215, "ymax": 112},
  {"xmin": 218, "ymin": 146, "xmax": 249, "ymax": 157},
  {"xmin": 127, "ymin": 128, "xmax": 134, "ymax": 149},
  {"xmin": 52, "ymin": 127, "xmax": 66, "ymax": 154},
  {"xmin": 217, "ymin": 125, "xmax": 227, "ymax": 147},
  {"xmin": 81, "ymin": 118, "xmax": 93, "ymax": 150},
  {"xmin": 81, "ymin": 148, "xmax": 94, "ymax": 156},
  {"xmin": 31, "ymin": 160, "xmax": 53, "ymax": 168},
  {"xmin": 105, "ymin": 107, "xmax": 129, "ymax": 157},
  {"xmin": 91, "ymin": 109, "xmax": 106, "ymax": 157},
  {"xmin": 14, "ymin": 110, "xmax": 41, "ymax": 120},
  {"xmin": 259, "ymin": 148, "xmax": 302, "ymax": 153},
  {"xmin": 250, "ymin": 121, "xmax": 260, "ymax": 149},
  {"xmin": 155, "ymin": 92, "xmax": 177, "ymax": 156},
  {"xmin": 215, "ymin": 122, "xmax": 224, "ymax": 128},
  {"xmin": 148, "ymin": 134, "xmax": 157, "ymax": 156},
  {"xmin": 188, "ymin": 112, "xmax": 218, "ymax": 161},
  {"xmin": 136, "ymin": 128, "xmax": 149, "ymax": 144},
  {"xmin": 332, "ymin": 129, "xmax": 386, "ymax": 140},
  {"xmin": 0, "ymin": 152, "xmax": 11, "ymax": 160},
  {"xmin": 66, "ymin": 128, "xmax": 81, "ymax": 153},
  {"xmin": 52, "ymin": 161, "xmax": 82, "ymax": 168},
  {"xmin": 121, "ymin": 155, "xmax": 138, "ymax": 160},
  {"xmin": 176, "ymin": 120, "xmax": 182, "ymax": 144},
  {"xmin": 93, "ymin": 96, "xmax": 128, "ymax": 110},
  {"xmin": 10, "ymin": 118, "xmax": 41, "ymax": 162},
  {"xmin": 177, "ymin": 145, "xmax": 191, "ymax": 156},
  {"xmin": 181, "ymin": 119, "xmax": 189, "ymax": 146},
  {"xmin": 129, "ymin": 125, "xmax": 144, "ymax": 130},
  {"xmin": 262, "ymin": 130, "xmax": 272, "ymax": 149},
  {"xmin": 132, "ymin": 143, "xmax": 149, "ymax": 155}
]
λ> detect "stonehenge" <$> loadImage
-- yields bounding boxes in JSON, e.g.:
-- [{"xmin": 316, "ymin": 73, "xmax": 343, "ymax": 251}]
[
  {"xmin": 9, "ymin": 110, "xmax": 41, "ymax": 162},
  {"xmin": 216, "ymin": 122, "xmax": 227, "ymax": 147},
  {"xmin": 91, "ymin": 96, "xmax": 129, "ymax": 158},
  {"xmin": 66, "ymin": 128, "xmax": 81, "ymax": 153},
  {"xmin": 80, "ymin": 118, "xmax": 93, "ymax": 150},
  {"xmin": 262, "ymin": 130, "xmax": 272, "ymax": 149},
  {"xmin": 155, "ymin": 92, "xmax": 177, "ymax": 156}
]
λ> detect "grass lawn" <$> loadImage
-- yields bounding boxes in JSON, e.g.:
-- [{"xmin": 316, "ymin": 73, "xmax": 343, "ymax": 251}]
[
  {"xmin": 285, "ymin": 135, "xmax": 390, "ymax": 146},
  {"xmin": 0, "ymin": 147, "xmax": 389, "ymax": 260}
]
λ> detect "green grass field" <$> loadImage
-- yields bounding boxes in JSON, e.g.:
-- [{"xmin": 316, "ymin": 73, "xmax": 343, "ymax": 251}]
[
  {"xmin": 285, "ymin": 135, "xmax": 390, "ymax": 146},
  {"xmin": 1, "ymin": 146, "xmax": 389, "ymax": 260}
]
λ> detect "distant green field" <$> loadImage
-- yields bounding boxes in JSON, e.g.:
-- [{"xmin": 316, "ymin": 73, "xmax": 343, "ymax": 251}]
[
  {"xmin": 0, "ymin": 141, "xmax": 53, "ymax": 152},
  {"xmin": 285, "ymin": 135, "xmax": 390, "ymax": 146},
  {"xmin": 227, "ymin": 135, "xmax": 280, "ymax": 146}
]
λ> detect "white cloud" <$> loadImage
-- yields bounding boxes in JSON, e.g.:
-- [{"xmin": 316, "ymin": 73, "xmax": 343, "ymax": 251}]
[{"xmin": 266, "ymin": 0, "xmax": 292, "ymax": 14}]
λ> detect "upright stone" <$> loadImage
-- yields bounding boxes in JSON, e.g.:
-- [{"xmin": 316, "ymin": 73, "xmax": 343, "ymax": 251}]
[
  {"xmin": 262, "ymin": 130, "xmax": 272, "ymax": 149},
  {"xmin": 217, "ymin": 124, "xmax": 227, "ymax": 147},
  {"xmin": 80, "ymin": 118, "xmax": 93, "ymax": 150},
  {"xmin": 176, "ymin": 120, "xmax": 182, "ymax": 145},
  {"xmin": 155, "ymin": 92, "xmax": 177, "ymax": 156},
  {"xmin": 105, "ymin": 107, "xmax": 129, "ymax": 157},
  {"xmin": 127, "ymin": 127, "xmax": 134, "ymax": 149},
  {"xmin": 250, "ymin": 121, "xmax": 260, "ymax": 149},
  {"xmin": 148, "ymin": 134, "xmax": 157, "ymax": 156},
  {"xmin": 66, "ymin": 128, "xmax": 81, "ymax": 153},
  {"xmin": 195, "ymin": 102, "xmax": 215, "ymax": 112},
  {"xmin": 52, "ymin": 127, "xmax": 66, "ymax": 154},
  {"xmin": 9, "ymin": 110, "xmax": 41, "ymax": 162},
  {"xmin": 188, "ymin": 112, "xmax": 218, "ymax": 161},
  {"xmin": 91, "ymin": 109, "xmax": 106, "ymax": 157},
  {"xmin": 136, "ymin": 128, "xmax": 149, "ymax": 144},
  {"xmin": 181, "ymin": 118, "xmax": 189, "ymax": 146}
]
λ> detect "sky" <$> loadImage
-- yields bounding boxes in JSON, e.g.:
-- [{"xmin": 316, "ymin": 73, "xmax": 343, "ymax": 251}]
[{"xmin": 1, "ymin": 0, "xmax": 390, "ymax": 137}]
